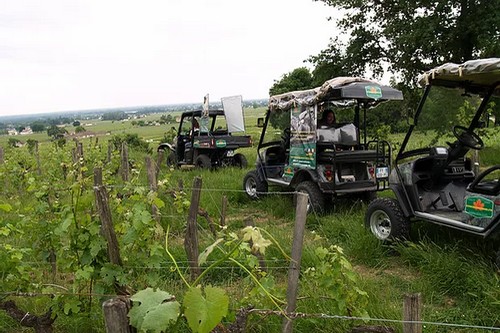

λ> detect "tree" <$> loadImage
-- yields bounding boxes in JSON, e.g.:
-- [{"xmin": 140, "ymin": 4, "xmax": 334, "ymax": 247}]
[
  {"xmin": 47, "ymin": 125, "xmax": 67, "ymax": 140},
  {"xmin": 73, "ymin": 120, "xmax": 81, "ymax": 127},
  {"xmin": 268, "ymin": 67, "xmax": 316, "ymax": 130},
  {"xmin": 75, "ymin": 126, "xmax": 86, "ymax": 133},
  {"xmin": 31, "ymin": 122, "xmax": 46, "ymax": 133},
  {"xmin": 312, "ymin": 0, "xmax": 500, "ymax": 85},
  {"xmin": 269, "ymin": 67, "xmax": 314, "ymax": 96}
]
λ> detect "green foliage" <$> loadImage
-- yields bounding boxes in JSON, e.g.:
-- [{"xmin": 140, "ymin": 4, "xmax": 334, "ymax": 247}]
[
  {"xmin": 111, "ymin": 133, "xmax": 151, "ymax": 153},
  {"xmin": 162, "ymin": 126, "xmax": 177, "ymax": 144},
  {"xmin": 7, "ymin": 137, "xmax": 21, "ymax": 147},
  {"xmin": 30, "ymin": 121, "xmax": 46, "ymax": 132},
  {"xmin": 47, "ymin": 125, "xmax": 67, "ymax": 139},
  {"xmin": 304, "ymin": 245, "xmax": 369, "ymax": 318},
  {"xmin": 129, "ymin": 288, "xmax": 180, "ymax": 332},
  {"xmin": 1, "ymin": 112, "xmax": 500, "ymax": 332},
  {"xmin": 75, "ymin": 125, "xmax": 86, "ymax": 133},
  {"xmin": 102, "ymin": 111, "xmax": 127, "ymax": 121},
  {"xmin": 26, "ymin": 139, "xmax": 38, "ymax": 153},
  {"xmin": 269, "ymin": 67, "xmax": 314, "ymax": 96},
  {"xmin": 313, "ymin": 0, "xmax": 500, "ymax": 85},
  {"xmin": 184, "ymin": 286, "xmax": 229, "ymax": 333}
]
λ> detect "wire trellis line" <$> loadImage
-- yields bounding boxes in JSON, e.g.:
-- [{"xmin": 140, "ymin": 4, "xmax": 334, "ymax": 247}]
[
  {"xmin": 0, "ymin": 293, "xmax": 498, "ymax": 332},
  {"xmin": 249, "ymin": 309, "xmax": 500, "ymax": 331}
]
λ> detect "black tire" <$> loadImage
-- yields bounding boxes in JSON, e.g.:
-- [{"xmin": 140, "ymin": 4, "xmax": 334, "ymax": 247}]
[
  {"xmin": 243, "ymin": 170, "xmax": 268, "ymax": 199},
  {"xmin": 294, "ymin": 181, "xmax": 325, "ymax": 215},
  {"xmin": 233, "ymin": 153, "xmax": 248, "ymax": 168},
  {"xmin": 166, "ymin": 152, "xmax": 177, "ymax": 167},
  {"xmin": 195, "ymin": 154, "xmax": 212, "ymax": 169},
  {"xmin": 365, "ymin": 197, "xmax": 410, "ymax": 241},
  {"xmin": 361, "ymin": 191, "xmax": 377, "ymax": 203}
]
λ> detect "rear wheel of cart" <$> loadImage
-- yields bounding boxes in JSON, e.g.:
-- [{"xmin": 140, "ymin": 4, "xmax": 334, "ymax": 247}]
[
  {"xmin": 166, "ymin": 152, "xmax": 177, "ymax": 167},
  {"xmin": 233, "ymin": 153, "xmax": 248, "ymax": 168},
  {"xmin": 243, "ymin": 170, "xmax": 268, "ymax": 199},
  {"xmin": 294, "ymin": 181, "xmax": 325, "ymax": 215},
  {"xmin": 195, "ymin": 154, "xmax": 212, "ymax": 169}
]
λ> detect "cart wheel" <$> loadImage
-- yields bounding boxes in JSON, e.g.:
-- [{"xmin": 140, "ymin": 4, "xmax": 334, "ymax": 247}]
[
  {"xmin": 360, "ymin": 191, "xmax": 377, "ymax": 203},
  {"xmin": 233, "ymin": 153, "xmax": 248, "ymax": 168},
  {"xmin": 195, "ymin": 154, "xmax": 212, "ymax": 169},
  {"xmin": 365, "ymin": 197, "xmax": 410, "ymax": 241},
  {"xmin": 294, "ymin": 181, "xmax": 325, "ymax": 215},
  {"xmin": 166, "ymin": 152, "xmax": 177, "ymax": 167},
  {"xmin": 243, "ymin": 170, "xmax": 268, "ymax": 199}
]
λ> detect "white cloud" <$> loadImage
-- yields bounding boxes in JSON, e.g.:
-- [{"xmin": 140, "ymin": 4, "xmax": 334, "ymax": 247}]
[{"xmin": 0, "ymin": 0, "xmax": 339, "ymax": 115}]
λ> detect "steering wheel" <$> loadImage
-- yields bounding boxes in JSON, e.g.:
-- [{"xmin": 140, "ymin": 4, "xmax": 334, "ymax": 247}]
[{"xmin": 452, "ymin": 125, "xmax": 484, "ymax": 150}]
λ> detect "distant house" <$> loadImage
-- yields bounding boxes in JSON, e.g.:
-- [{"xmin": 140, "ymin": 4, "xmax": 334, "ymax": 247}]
[
  {"xmin": 7, "ymin": 128, "xmax": 18, "ymax": 135},
  {"xmin": 20, "ymin": 126, "xmax": 33, "ymax": 135}
]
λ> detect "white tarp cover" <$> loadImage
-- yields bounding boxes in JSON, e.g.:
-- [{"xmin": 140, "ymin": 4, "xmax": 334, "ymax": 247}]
[
  {"xmin": 221, "ymin": 95, "xmax": 245, "ymax": 133},
  {"xmin": 268, "ymin": 77, "xmax": 393, "ymax": 112},
  {"xmin": 418, "ymin": 58, "xmax": 500, "ymax": 87},
  {"xmin": 317, "ymin": 123, "xmax": 358, "ymax": 145}
]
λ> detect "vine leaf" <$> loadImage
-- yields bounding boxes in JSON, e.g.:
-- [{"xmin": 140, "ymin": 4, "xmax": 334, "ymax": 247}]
[
  {"xmin": 129, "ymin": 288, "xmax": 179, "ymax": 332},
  {"xmin": 242, "ymin": 226, "xmax": 272, "ymax": 254},
  {"xmin": 198, "ymin": 238, "xmax": 224, "ymax": 266},
  {"xmin": 0, "ymin": 203, "xmax": 12, "ymax": 212},
  {"xmin": 184, "ymin": 285, "xmax": 229, "ymax": 333}
]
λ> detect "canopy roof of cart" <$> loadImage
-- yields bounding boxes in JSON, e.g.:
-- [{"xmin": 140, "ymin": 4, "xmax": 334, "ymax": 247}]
[
  {"xmin": 418, "ymin": 58, "xmax": 500, "ymax": 94},
  {"xmin": 268, "ymin": 77, "xmax": 403, "ymax": 112}
]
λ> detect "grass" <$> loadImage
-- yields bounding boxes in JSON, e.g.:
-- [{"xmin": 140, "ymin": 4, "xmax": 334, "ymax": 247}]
[{"xmin": 0, "ymin": 109, "xmax": 499, "ymax": 332}]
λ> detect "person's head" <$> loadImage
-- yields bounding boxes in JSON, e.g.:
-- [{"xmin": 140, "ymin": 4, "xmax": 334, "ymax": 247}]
[{"xmin": 323, "ymin": 110, "xmax": 336, "ymax": 125}]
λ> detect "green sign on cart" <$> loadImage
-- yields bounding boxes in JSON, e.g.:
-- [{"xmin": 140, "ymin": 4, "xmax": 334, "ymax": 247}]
[{"xmin": 464, "ymin": 196, "xmax": 494, "ymax": 218}]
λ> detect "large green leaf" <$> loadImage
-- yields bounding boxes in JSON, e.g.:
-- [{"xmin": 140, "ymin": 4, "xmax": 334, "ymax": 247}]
[
  {"xmin": 0, "ymin": 203, "xmax": 12, "ymax": 212},
  {"xmin": 129, "ymin": 288, "xmax": 180, "ymax": 332},
  {"xmin": 184, "ymin": 286, "xmax": 229, "ymax": 333}
]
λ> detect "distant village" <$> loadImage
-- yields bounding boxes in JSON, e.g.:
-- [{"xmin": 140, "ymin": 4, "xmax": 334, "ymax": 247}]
[{"xmin": 0, "ymin": 99, "xmax": 268, "ymax": 139}]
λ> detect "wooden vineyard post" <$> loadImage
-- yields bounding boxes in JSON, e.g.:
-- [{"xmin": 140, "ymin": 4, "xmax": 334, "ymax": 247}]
[
  {"xmin": 102, "ymin": 297, "xmax": 136, "ymax": 333},
  {"xmin": 35, "ymin": 142, "xmax": 41, "ymax": 175},
  {"xmin": 120, "ymin": 142, "xmax": 129, "ymax": 182},
  {"xmin": 403, "ymin": 293, "xmax": 422, "ymax": 333},
  {"xmin": 282, "ymin": 192, "xmax": 308, "ymax": 333},
  {"xmin": 0, "ymin": 146, "xmax": 3, "ymax": 164},
  {"xmin": 156, "ymin": 149, "xmax": 164, "ymax": 177},
  {"xmin": 145, "ymin": 156, "xmax": 159, "ymax": 222},
  {"xmin": 185, "ymin": 176, "xmax": 202, "ymax": 280},
  {"xmin": 220, "ymin": 195, "xmax": 227, "ymax": 227},
  {"xmin": 93, "ymin": 168, "xmax": 127, "ymax": 295},
  {"xmin": 107, "ymin": 140, "xmax": 112, "ymax": 163},
  {"xmin": 72, "ymin": 148, "xmax": 78, "ymax": 164},
  {"xmin": 77, "ymin": 142, "xmax": 84, "ymax": 160}
]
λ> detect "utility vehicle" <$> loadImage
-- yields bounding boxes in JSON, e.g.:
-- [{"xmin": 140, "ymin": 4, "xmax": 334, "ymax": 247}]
[
  {"xmin": 365, "ymin": 58, "xmax": 500, "ymax": 265},
  {"xmin": 158, "ymin": 96, "xmax": 251, "ymax": 169},
  {"xmin": 243, "ymin": 77, "xmax": 403, "ymax": 213}
]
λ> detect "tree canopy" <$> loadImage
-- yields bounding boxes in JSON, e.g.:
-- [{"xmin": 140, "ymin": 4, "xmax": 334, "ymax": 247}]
[
  {"xmin": 269, "ymin": 67, "xmax": 314, "ymax": 96},
  {"xmin": 310, "ymin": 0, "xmax": 500, "ymax": 85}
]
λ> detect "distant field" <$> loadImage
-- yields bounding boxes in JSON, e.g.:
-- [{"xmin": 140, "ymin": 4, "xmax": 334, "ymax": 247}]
[{"xmin": 0, "ymin": 107, "xmax": 268, "ymax": 147}]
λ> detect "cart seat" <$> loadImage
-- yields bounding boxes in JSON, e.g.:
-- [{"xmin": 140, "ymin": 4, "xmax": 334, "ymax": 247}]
[
  {"xmin": 467, "ymin": 165, "xmax": 500, "ymax": 196},
  {"xmin": 317, "ymin": 148, "xmax": 380, "ymax": 163}
]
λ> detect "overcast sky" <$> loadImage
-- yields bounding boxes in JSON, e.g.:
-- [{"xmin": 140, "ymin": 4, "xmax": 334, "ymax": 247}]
[{"xmin": 0, "ymin": 0, "xmax": 339, "ymax": 116}]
